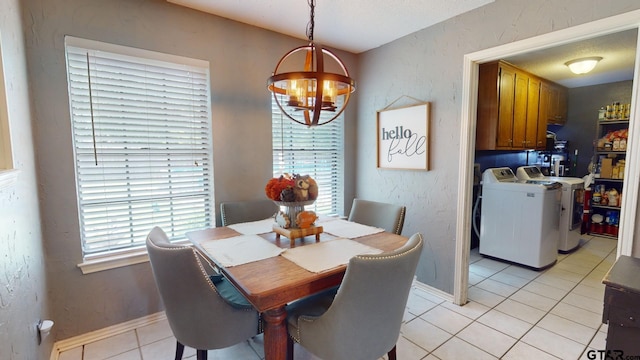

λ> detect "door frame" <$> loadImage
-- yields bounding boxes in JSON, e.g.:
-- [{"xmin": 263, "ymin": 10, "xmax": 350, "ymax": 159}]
[{"xmin": 454, "ymin": 10, "xmax": 640, "ymax": 305}]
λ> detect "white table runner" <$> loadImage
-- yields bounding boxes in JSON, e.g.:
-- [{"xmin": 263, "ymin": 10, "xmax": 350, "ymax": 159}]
[
  {"xmin": 227, "ymin": 218, "xmax": 275, "ymax": 235},
  {"xmin": 320, "ymin": 219, "xmax": 385, "ymax": 239},
  {"xmin": 200, "ymin": 234, "xmax": 285, "ymax": 267},
  {"xmin": 281, "ymin": 238, "xmax": 383, "ymax": 273}
]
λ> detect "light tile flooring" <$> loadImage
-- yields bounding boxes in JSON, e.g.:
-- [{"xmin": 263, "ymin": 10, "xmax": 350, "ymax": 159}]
[{"xmin": 59, "ymin": 235, "xmax": 615, "ymax": 360}]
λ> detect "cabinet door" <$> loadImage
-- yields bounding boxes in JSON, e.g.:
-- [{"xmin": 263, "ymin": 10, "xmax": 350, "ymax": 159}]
[
  {"xmin": 545, "ymin": 83, "xmax": 568, "ymax": 125},
  {"xmin": 539, "ymin": 81, "xmax": 551, "ymax": 125},
  {"xmin": 556, "ymin": 86, "xmax": 568, "ymax": 124},
  {"xmin": 497, "ymin": 65, "xmax": 516, "ymax": 148},
  {"xmin": 526, "ymin": 77, "xmax": 541, "ymax": 149},
  {"xmin": 512, "ymin": 71, "xmax": 529, "ymax": 148}
]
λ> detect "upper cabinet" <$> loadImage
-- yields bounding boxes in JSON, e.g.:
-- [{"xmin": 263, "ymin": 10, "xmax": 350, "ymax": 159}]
[
  {"xmin": 476, "ymin": 60, "xmax": 567, "ymax": 150},
  {"xmin": 540, "ymin": 81, "xmax": 568, "ymax": 125}
]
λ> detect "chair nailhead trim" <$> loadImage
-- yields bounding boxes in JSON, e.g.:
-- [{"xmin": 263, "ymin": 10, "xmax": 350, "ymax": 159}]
[
  {"xmin": 291, "ymin": 234, "xmax": 423, "ymax": 343},
  {"xmin": 147, "ymin": 237, "xmax": 254, "ymax": 313}
]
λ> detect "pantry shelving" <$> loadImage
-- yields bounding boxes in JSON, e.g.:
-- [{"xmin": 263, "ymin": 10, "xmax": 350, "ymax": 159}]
[{"xmin": 587, "ymin": 104, "xmax": 629, "ymax": 239}]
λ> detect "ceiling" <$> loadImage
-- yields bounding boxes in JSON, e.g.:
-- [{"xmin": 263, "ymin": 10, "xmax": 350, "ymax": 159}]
[
  {"xmin": 168, "ymin": 0, "xmax": 638, "ymax": 88},
  {"xmin": 167, "ymin": 0, "xmax": 495, "ymax": 53},
  {"xmin": 504, "ymin": 29, "xmax": 638, "ymax": 88}
]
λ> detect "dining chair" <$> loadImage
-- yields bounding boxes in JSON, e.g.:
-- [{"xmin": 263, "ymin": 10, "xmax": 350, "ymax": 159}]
[
  {"xmin": 348, "ymin": 198, "xmax": 406, "ymax": 235},
  {"xmin": 220, "ymin": 199, "xmax": 279, "ymax": 226},
  {"xmin": 146, "ymin": 227, "xmax": 260, "ymax": 360},
  {"xmin": 286, "ymin": 233, "xmax": 424, "ymax": 360}
]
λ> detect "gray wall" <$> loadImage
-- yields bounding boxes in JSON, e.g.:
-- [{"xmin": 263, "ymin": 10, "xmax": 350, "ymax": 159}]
[
  {"xmin": 7, "ymin": 0, "xmax": 640, "ymax": 354},
  {"xmin": 21, "ymin": 0, "xmax": 358, "ymax": 341},
  {"xmin": 556, "ymin": 81, "xmax": 634, "ymax": 177},
  {"xmin": 0, "ymin": 1, "xmax": 49, "ymax": 359},
  {"xmin": 356, "ymin": 0, "xmax": 640, "ymax": 293}
]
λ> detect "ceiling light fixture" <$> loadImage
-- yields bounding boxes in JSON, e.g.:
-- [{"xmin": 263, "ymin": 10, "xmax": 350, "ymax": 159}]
[
  {"xmin": 267, "ymin": 0, "xmax": 356, "ymax": 127},
  {"xmin": 565, "ymin": 56, "xmax": 603, "ymax": 75}
]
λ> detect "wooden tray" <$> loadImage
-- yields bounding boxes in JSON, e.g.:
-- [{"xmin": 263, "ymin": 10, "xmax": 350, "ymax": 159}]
[{"xmin": 273, "ymin": 225, "xmax": 323, "ymax": 247}]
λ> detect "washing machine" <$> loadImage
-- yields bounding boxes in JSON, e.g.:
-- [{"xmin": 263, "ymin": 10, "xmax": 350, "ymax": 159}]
[
  {"xmin": 516, "ymin": 165, "xmax": 584, "ymax": 253},
  {"xmin": 480, "ymin": 167, "xmax": 562, "ymax": 269}
]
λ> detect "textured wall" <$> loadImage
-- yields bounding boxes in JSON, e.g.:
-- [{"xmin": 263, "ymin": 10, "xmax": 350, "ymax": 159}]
[
  {"xmin": 557, "ymin": 81, "xmax": 633, "ymax": 176},
  {"xmin": 21, "ymin": 0, "xmax": 358, "ymax": 340},
  {"xmin": 356, "ymin": 0, "xmax": 640, "ymax": 293},
  {"xmin": 14, "ymin": 0, "xmax": 640, "ymax": 346},
  {"xmin": 0, "ymin": 0, "xmax": 49, "ymax": 359}
]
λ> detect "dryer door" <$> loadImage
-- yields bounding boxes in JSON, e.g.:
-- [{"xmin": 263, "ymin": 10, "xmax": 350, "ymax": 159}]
[{"xmin": 570, "ymin": 187, "xmax": 584, "ymax": 230}]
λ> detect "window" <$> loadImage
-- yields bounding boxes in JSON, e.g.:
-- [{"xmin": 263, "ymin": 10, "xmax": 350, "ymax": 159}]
[
  {"xmin": 272, "ymin": 100, "xmax": 344, "ymax": 216},
  {"xmin": 65, "ymin": 37, "xmax": 213, "ymax": 261},
  {"xmin": 0, "ymin": 32, "xmax": 18, "ymax": 189}
]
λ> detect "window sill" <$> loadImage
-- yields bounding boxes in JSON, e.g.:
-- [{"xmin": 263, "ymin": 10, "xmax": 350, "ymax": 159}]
[
  {"xmin": 78, "ymin": 250, "xmax": 150, "ymax": 274},
  {"xmin": 0, "ymin": 169, "xmax": 20, "ymax": 190},
  {"xmin": 77, "ymin": 240, "xmax": 192, "ymax": 274}
]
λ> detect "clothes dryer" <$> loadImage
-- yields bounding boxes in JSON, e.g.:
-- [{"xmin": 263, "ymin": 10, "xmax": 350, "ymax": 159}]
[
  {"xmin": 480, "ymin": 167, "xmax": 561, "ymax": 269},
  {"xmin": 516, "ymin": 166, "xmax": 584, "ymax": 253}
]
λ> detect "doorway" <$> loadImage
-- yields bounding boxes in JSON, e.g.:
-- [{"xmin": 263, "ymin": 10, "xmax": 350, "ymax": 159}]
[{"xmin": 454, "ymin": 11, "xmax": 640, "ymax": 305}]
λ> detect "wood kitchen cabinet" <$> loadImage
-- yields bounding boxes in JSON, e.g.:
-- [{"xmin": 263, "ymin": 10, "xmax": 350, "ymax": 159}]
[
  {"xmin": 477, "ymin": 60, "xmax": 540, "ymax": 150},
  {"xmin": 540, "ymin": 81, "xmax": 568, "ymax": 125},
  {"xmin": 476, "ymin": 60, "xmax": 566, "ymax": 150}
]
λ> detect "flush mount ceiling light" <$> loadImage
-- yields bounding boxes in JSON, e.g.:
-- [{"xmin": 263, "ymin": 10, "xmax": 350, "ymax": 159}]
[
  {"xmin": 267, "ymin": 0, "xmax": 356, "ymax": 127},
  {"xmin": 565, "ymin": 56, "xmax": 603, "ymax": 75}
]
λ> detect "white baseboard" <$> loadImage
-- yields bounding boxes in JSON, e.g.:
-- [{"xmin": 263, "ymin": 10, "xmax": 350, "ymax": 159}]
[
  {"xmin": 412, "ymin": 279, "xmax": 455, "ymax": 303},
  {"xmin": 49, "ymin": 312, "xmax": 167, "ymax": 360}
]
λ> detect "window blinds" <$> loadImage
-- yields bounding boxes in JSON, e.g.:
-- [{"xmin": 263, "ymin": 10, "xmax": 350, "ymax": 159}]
[
  {"xmin": 65, "ymin": 37, "xmax": 213, "ymax": 257},
  {"xmin": 272, "ymin": 99, "xmax": 344, "ymax": 216}
]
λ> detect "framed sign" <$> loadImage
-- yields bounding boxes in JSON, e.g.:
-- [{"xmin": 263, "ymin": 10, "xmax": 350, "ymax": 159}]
[{"xmin": 377, "ymin": 102, "xmax": 430, "ymax": 170}]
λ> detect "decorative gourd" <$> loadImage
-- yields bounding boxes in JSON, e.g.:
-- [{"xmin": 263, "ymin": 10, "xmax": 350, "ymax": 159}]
[
  {"xmin": 296, "ymin": 211, "xmax": 317, "ymax": 229},
  {"xmin": 275, "ymin": 211, "xmax": 291, "ymax": 229}
]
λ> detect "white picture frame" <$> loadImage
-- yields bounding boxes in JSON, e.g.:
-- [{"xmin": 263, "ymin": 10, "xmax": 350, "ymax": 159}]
[{"xmin": 376, "ymin": 103, "xmax": 430, "ymax": 170}]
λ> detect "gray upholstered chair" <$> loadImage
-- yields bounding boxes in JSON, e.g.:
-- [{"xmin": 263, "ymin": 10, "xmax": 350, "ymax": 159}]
[
  {"xmin": 348, "ymin": 198, "xmax": 406, "ymax": 235},
  {"xmin": 286, "ymin": 233, "xmax": 423, "ymax": 360},
  {"xmin": 220, "ymin": 199, "xmax": 279, "ymax": 226},
  {"xmin": 146, "ymin": 227, "xmax": 260, "ymax": 360}
]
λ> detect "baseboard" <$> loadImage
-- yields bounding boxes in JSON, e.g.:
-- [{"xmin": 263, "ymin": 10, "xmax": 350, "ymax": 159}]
[
  {"xmin": 49, "ymin": 312, "xmax": 167, "ymax": 360},
  {"xmin": 412, "ymin": 279, "xmax": 455, "ymax": 303}
]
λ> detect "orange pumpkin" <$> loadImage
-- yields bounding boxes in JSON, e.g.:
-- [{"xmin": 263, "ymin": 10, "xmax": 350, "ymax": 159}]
[{"xmin": 296, "ymin": 211, "xmax": 317, "ymax": 229}]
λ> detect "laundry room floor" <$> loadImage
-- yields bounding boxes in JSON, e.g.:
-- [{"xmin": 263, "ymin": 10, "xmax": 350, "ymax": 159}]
[{"xmin": 400, "ymin": 233, "xmax": 614, "ymax": 360}]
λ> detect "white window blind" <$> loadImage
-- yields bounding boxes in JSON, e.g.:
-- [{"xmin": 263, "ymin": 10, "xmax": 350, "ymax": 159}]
[
  {"xmin": 65, "ymin": 37, "xmax": 214, "ymax": 258},
  {"xmin": 272, "ymin": 100, "xmax": 344, "ymax": 216}
]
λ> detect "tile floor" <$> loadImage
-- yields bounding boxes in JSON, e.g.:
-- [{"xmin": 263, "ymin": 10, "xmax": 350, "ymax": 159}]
[{"xmin": 58, "ymin": 235, "xmax": 615, "ymax": 360}]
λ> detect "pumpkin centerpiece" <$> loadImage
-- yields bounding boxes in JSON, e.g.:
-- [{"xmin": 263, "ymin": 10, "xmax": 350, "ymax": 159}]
[{"xmin": 265, "ymin": 174, "xmax": 318, "ymax": 229}]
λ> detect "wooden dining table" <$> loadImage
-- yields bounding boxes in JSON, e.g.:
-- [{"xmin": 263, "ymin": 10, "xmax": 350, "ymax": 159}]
[{"xmin": 186, "ymin": 223, "xmax": 408, "ymax": 360}]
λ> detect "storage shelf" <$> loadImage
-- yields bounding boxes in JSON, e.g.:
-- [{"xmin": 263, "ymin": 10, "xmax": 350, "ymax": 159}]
[
  {"xmin": 594, "ymin": 150, "xmax": 627, "ymax": 155},
  {"xmin": 598, "ymin": 119, "xmax": 630, "ymax": 124},
  {"xmin": 594, "ymin": 178, "xmax": 624, "ymax": 183},
  {"xmin": 587, "ymin": 109, "xmax": 626, "ymax": 241},
  {"xmin": 589, "ymin": 232, "xmax": 619, "ymax": 240},
  {"xmin": 592, "ymin": 204, "xmax": 621, "ymax": 210}
]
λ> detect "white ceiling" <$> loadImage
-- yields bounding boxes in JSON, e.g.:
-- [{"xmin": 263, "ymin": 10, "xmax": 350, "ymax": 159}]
[
  {"xmin": 167, "ymin": 0, "xmax": 495, "ymax": 53},
  {"xmin": 168, "ymin": 0, "xmax": 637, "ymax": 88},
  {"xmin": 504, "ymin": 29, "xmax": 638, "ymax": 88}
]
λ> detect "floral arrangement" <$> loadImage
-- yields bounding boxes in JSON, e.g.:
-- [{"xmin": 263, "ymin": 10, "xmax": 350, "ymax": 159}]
[{"xmin": 265, "ymin": 173, "xmax": 318, "ymax": 202}]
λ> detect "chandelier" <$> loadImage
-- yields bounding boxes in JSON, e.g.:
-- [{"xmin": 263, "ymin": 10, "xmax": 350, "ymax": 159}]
[{"xmin": 267, "ymin": 0, "xmax": 356, "ymax": 126}]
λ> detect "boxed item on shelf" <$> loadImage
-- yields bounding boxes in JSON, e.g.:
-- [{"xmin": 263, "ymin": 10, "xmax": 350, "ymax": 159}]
[{"xmin": 600, "ymin": 158, "xmax": 613, "ymax": 178}]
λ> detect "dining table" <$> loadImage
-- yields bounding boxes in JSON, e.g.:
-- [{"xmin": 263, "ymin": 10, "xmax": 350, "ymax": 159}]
[{"xmin": 186, "ymin": 217, "xmax": 408, "ymax": 360}]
